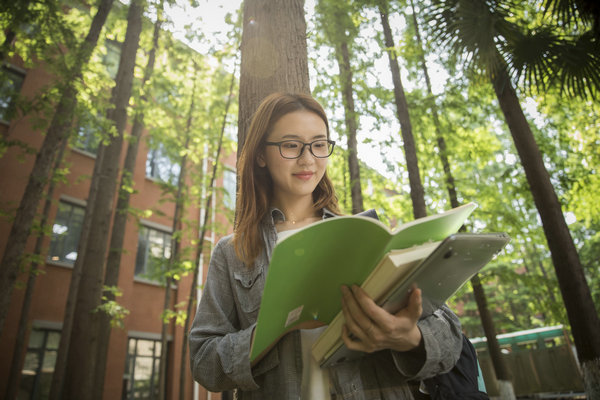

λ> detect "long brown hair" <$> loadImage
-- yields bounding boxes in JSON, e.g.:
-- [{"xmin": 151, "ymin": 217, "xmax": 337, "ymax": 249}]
[{"xmin": 233, "ymin": 93, "xmax": 341, "ymax": 266}]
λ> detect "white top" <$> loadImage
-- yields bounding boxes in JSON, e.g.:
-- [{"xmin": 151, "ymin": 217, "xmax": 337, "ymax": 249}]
[{"xmin": 277, "ymin": 229, "xmax": 330, "ymax": 399}]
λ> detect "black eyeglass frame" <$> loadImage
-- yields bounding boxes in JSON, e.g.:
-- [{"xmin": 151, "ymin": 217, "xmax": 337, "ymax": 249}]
[{"xmin": 264, "ymin": 139, "xmax": 336, "ymax": 159}]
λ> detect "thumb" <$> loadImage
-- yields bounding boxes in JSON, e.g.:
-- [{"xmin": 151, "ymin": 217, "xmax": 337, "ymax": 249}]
[{"xmin": 408, "ymin": 287, "xmax": 423, "ymax": 321}]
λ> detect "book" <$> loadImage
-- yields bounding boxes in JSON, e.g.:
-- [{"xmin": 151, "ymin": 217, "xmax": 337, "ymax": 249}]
[
  {"xmin": 313, "ymin": 232, "xmax": 510, "ymax": 368},
  {"xmin": 249, "ymin": 203, "xmax": 478, "ymax": 363}
]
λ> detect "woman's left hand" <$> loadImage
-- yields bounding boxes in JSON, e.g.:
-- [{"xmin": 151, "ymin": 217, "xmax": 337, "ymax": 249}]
[{"xmin": 340, "ymin": 284, "xmax": 423, "ymax": 353}]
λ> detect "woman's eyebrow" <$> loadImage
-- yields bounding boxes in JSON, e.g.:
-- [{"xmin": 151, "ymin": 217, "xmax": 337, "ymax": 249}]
[{"xmin": 279, "ymin": 133, "xmax": 327, "ymax": 140}]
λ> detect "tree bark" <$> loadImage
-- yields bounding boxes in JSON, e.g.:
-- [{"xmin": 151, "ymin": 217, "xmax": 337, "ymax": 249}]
[
  {"xmin": 158, "ymin": 85, "xmax": 195, "ymax": 400},
  {"xmin": 92, "ymin": 3, "xmax": 162, "ymax": 398},
  {"xmin": 4, "ymin": 139, "xmax": 67, "ymax": 400},
  {"xmin": 0, "ymin": 0, "xmax": 114, "ymax": 336},
  {"xmin": 61, "ymin": 1, "xmax": 143, "ymax": 398},
  {"xmin": 178, "ymin": 68, "xmax": 236, "ymax": 400},
  {"xmin": 379, "ymin": 4, "xmax": 426, "ymax": 219},
  {"xmin": 336, "ymin": 40, "xmax": 364, "ymax": 214},
  {"xmin": 237, "ymin": 0, "xmax": 310, "ymax": 155},
  {"xmin": 408, "ymin": 3, "xmax": 515, "ymax": 395},
  {"xmin": 471, "ymin": 275, "xmax": 512, "ymax": 379},
  {"xmin": 492, "ymin": 67, "xmax": 600, "ymax": 396},
  {"xmin": 49, "ymin": 135, "xmax": 106, "ymax": 400}
]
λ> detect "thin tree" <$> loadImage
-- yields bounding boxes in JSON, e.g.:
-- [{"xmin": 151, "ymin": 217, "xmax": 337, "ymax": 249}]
[
  {"xmin": 4, "ymin": 140, "xmax": 68, "ymax": 400},
  {"xmin": 60, "ymin": 1, "xmax": 144, "ymax": 398},
  {"xmin": 237, "ymin": 0, "xmax": 311, "ymax": 153},
  {"xmin": 429, "ymin": 0, "xmax": 600, "ymax": 395},
  {"xmin": 157, "ymin": 71, "xmax": 197, "ymax": 400},
  {"xmin": 0, "ymin": 0, "xmax": 114, "ymax": 336},
  {"xmin": 49, "ymin": 112, "xmax": 106, "ymax": 400},
  {"xmin": 178, "ymin": 67, "xmax": 236, "ymax": 400},
  {"xmin": 91, "ymin": 2, "xmax": 163, "ymax": 398},
  {"xmin": 378, "ymin": 0, "xmax": 426, "ymax": 219},
  {"xmin": 316, "ymin": 0, "xmax": 364, "ymax": 213},
  {"xmin": 409, "ymin": 1, "xmax": 517, "ymax": 397}
]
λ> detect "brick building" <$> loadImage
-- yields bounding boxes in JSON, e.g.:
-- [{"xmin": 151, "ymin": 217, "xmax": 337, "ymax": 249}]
[{"xmin": 0, "ymin": 20, "xmax": 237, "ymax": 400}]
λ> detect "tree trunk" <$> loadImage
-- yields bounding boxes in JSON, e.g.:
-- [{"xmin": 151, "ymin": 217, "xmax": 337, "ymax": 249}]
[
  {"xmin": 492, "ymin": 66, "xmax": 600, "ymax": 397},
  {"xmin": 178, "ymin": 68, "xmax": 235, "ymax": 400},
  {"xmin": 92, "ymin": 3, "xmax": 162, "ymax": 398},
  {"xmin": 336, "ymin": 40, "xmax": 364, "ymax": 214},
  {"xmin": 471, "ymin": 275, "xmax": 514, "ymax": 377},
  {"xmin": 408, "ymin": 0, "xmax": 458, "ymax": 208},
  {"xmin": 158, "ymin": 91, "xmax": 195, "ymax": 400},
  {"xmin": 49, "ymin": 139, "xmax": 106, "ymax": 400},
  {"xmin": 61, "ymin": 1, "xmax": 143, "ymax": 399},
  {"xmin": 379, "ymin": 4, "xmax": 426, "ymax": 219},
  {"xmin": 4, "ymin": 139, "xmax": 67, "ymax": 400},
  {"xmin": 237, "ymin": 0, "xmax": 310, "ymax": 154},
  {"xmin": 409, "ymin": 3, "xmax": 516, "ymax": 396},
  {"xmin": 0, "ymin": 0, "xmax": 114, "ymax": 336}
]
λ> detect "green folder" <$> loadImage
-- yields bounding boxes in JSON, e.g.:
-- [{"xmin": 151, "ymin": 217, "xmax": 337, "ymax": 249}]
[{"xmin": 249, "ymin": 202, "xmax": 477, "ymax": 362}]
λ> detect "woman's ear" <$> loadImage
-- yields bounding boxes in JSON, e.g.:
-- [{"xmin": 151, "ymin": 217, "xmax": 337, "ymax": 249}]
[{"xmin": 257, "ymin": 153, "xmax": 266, "ymax": 168}]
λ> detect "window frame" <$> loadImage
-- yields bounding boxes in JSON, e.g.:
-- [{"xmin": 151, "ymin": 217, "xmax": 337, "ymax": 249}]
[
  {"xmin": 134, "ymin": 221, "xmax": 172, "ymax": 285},
  {"xmin": 19, "ymin": 321, "xmax": 62, "ymax": 400},
  {"xmin": 0, "ymin": 64, "xmax": 26, "ymax": 124},
  {"xmin": 145, "ymin": 142, "xmax": 180, "ymax": 185},
  {"xmin": 47, "ymin": 197, "xmax": 86, "ymax": 267},
  {"xmin": 222, "ymin": 167, "xmax": 237, "ymax": 210},
  {"xmin": 122, "ymin": 334, "xmax": 168, "ymax": 400},
  {"xmin": 103, "ymin": 39, "xmax": 122, "ymax": 80},
  {"xmin": 70, "ymin": 112, "xmax": 102, "ymax": 156}
]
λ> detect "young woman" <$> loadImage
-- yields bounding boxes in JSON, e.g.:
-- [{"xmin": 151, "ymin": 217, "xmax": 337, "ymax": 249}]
[{"xmin": 189, "ymin": 93, "xmax": 462, "ymax": 399}]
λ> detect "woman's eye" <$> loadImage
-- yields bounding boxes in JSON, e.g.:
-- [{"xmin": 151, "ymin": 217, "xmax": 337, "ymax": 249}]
[{"xmin": 282, "ymin": 142, "xmax": 299, "ymax": 149}]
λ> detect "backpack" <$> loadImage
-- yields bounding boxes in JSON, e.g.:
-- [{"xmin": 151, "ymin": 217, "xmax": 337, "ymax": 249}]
[{"xmin": 422, "ymin": 334, "xmax": 489, "ymax": 400}]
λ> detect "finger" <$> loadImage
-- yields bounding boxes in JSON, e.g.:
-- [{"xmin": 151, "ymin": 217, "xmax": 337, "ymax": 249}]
[
  {"xmin": 401, "ymin": 287, "xmax": 423, "ymax": 322},
  {"xmin": 341, "ymin": 286, "xmax": 367, "ymax": 336},
  {"xmin": 341, "ymin": 286, "xmax": 374, "ymax": 342},
  {"xmin": 342, "ymin": 324, "xmax": 375, "ymax": 353},
  {"xmin": 350, "ymin": 285, "xmax": 396, "ymax": 329}
]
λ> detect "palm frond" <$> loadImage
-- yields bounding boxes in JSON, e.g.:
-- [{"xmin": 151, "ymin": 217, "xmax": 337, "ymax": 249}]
[
  {"xmin": 550, "ymin": 30, "xmax": 600, "ymax": 99},
  {"xmin": 542, "ymin": 0, "xmax": 598, "ymax": 32},
  {"xmin": 502, "ymin": 27, "xmax": 558, "ymax": 93}
]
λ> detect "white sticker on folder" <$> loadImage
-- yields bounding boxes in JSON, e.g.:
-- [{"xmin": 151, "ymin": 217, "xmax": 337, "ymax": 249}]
[{"xmin": 285, "ymin": 305, "xmax": 304, "ymax": 327}]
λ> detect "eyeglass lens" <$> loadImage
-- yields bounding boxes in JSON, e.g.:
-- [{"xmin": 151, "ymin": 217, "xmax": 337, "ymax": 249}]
[{"xmin": 281, "ymin": 140, "xmax": 331, "ymax": 158}]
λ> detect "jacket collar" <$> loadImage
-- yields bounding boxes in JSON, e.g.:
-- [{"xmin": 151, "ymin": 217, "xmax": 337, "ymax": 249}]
[{"xmin": 268, "ymin": 207, "xmax": 337, "ymax": 224}]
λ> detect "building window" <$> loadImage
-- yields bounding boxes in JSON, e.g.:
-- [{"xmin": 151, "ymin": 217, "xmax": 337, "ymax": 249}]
[
  {"xmin": 71, "ymin": 113, "xmax": 101, "ymax": 155},
  {"xmin": 48, "ymin": 201, "xmax": 85, "ymax": 265},
  {"xmin": 19, "ymin": 327, "xmax": 60, "ymax": 400},
  {"xmin": 123, "ymin": 337, "xmax": 163, "ymax": 400},
  {"xmin": 0, "ymin": 65, "xmax": 25, "ymax": 122},
  {"xmin": 135, "ymin": 225, "xmax": 171, "ymax": 284},
  {"xmin": 223, "ymin": 169, "xmax": 237, "ymax": 210},
  {"xmin": 104, "ymin": 39, "xmax": 121, "ymax": 80},
  {"xmin": 145, "ymin": 144, "xmax": 180, "ymax": 185}
]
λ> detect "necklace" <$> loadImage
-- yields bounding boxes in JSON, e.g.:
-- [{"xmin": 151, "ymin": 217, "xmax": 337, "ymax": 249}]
[{"xmin": 285, "ymin": 214, "xmax": 320, "ymax": 225}]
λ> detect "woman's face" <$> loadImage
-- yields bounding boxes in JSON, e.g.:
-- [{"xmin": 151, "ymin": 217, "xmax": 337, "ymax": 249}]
[{"xmin": 258, "ymin": 110, "xmax": 329, "ymax": 206}]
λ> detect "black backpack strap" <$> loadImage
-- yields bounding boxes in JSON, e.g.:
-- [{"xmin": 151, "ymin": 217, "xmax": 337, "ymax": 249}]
[{"xmin": 423, "ymin": 334, "xmax": 489, "ymax": 400}]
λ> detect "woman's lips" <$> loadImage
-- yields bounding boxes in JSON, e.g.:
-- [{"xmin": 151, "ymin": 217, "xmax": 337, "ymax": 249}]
[{"xmin": 293, "ymin": 172, "xmax": 314, "ymax": 180}]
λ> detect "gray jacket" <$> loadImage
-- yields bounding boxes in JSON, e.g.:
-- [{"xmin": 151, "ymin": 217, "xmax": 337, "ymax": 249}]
[{"xmin": 189, "ymin": 208, "xmax": 463, "ymax": 399}]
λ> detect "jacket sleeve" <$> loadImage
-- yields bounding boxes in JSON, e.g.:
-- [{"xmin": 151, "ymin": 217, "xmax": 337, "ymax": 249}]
[
  {"xmin": 188, "ymin": 239, "xmax": 260, "ymax": 392},
  {"xmin": 391, "ymin": 304, "xmax": 463, "ymax": 380}
]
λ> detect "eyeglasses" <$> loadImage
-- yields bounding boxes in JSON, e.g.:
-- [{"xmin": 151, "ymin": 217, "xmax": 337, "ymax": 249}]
[{"xmin": 264, "ymin": 139, "xmax": 336, "ymax": 159}]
